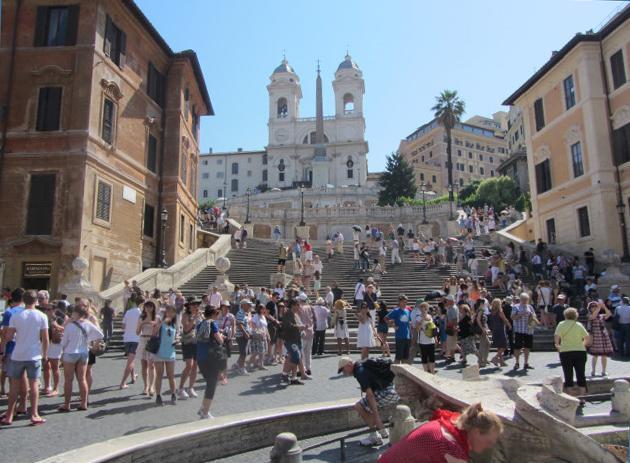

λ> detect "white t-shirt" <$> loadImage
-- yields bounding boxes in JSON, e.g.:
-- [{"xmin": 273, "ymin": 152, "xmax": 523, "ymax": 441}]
[
  {"xmin": 122, "ymin": 307, "xmax": 141, "ymax": 343},
  {"xmin": 491, "ymin": 266, "xmax": 500, "ymax": 283},
  {"xmin": 252, "ymin": 314, "xmax": 268, "ymax": 330},
  {"xmin": 210, "ymin": 292, "xmax": 222, "ymax": 308},
  {"xmin": 418, "ymin": 318, "xmax": 436, "ymax": 345},
  {"xmin": 9, "ymin": 308, "xmax": 49, "ymax": 361},
  {"xmin": 61, "ymin": 320, "xmax": 104, "ymax": 354}
]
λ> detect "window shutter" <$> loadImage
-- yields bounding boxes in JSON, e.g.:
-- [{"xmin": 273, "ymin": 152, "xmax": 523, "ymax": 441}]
[
  {"xmin": 118, "ymin": 29, "xmax": 126, "ymax": 67},
  {"xmin": 104, "ymin": 16, "xmax": 113, "ymax": 57},
  {"xmin": 34, "ymin": 6, "xmax": 48, "ymax": 46},
  {"xmin": 46, "ymin": 87, "xmax": 62, "ymax": 130},
  {"xmin": 96, "ymin": 181, "xmax": 112, "ymax": 221},
  {"xmin": 65, "ymin": 5, "xmax": 79, "ymax": 46},
  {"xmin": 147, "ymin": 134, "xmax": 157, "ymax": 172},
  {"xmin": 26, "ymin": 174, "xmax": 56, "ymax": 235}
]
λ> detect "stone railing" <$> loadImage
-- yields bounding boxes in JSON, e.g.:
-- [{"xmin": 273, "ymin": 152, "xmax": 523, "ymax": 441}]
[
  {"xmin": 98, "ymin": 234, "xmax": 232, "ymax": 308},
  {"xmin": 36, "ymin": 399, "xmax": 362, "ymax": 463}
]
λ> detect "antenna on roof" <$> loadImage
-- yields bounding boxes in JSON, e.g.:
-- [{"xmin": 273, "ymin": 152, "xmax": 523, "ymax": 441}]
[{"xmin": 282, "ymin": 48, "xmax": 286, "ymax": 61}]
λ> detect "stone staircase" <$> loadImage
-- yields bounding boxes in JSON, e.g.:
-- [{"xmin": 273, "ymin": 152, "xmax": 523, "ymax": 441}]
[{"xmin": 105, "ymin": 237, "xmax": 555, "ymax": 353}]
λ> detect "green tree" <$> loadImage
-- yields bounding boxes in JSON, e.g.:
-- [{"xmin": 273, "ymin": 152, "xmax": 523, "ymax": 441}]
[
  {"xmin": 432, "ymin": 90, "xmax": 465, "ymax": 207},
  {"xmin": 378, "ymin": 151, "xmax": 417, "ymax": 206},
  {"xmin": 458, "ymin": 180, "xmax": 481, "ymax": 203},
  {"xmin": 463, "ymin": 176, "xmax": 521, "ymax": 211}
]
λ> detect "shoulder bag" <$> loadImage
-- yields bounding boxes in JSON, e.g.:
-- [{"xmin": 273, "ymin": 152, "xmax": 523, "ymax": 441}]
[{"xmin": 145, "ymin": 324, "xmax": 162, "ymax": 354}]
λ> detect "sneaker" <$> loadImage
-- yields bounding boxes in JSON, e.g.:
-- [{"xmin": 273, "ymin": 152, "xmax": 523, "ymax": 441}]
[
  {"xmin": 171, "ymin": 393, "xmax": 177, "ymax": 404},
  {"xmin": 359, "ymin": 432, "xmax": 383, "ymax": 447},
  {"xmin": 156, "ymin": 394, "xmax": 163, "ymax": 406},
  {"xmin": 239, "ymin": 368, "xmax": 250, "ymax": 376},
  {"xmin": 379, "ymin": 428, "xmax": 389, "ymax": 439},
  {"xmin": 178, "ymin": 389, "xmax": 189, "ymax": 400},
  {"xmin": 199, "ymin": 412, "xmax": 214, "ymax": 420},
  {"xmin": 187, "ymin": 387, "xmax": 198, "ymax": 398},
  {"xmin": 290, "ymin": 379, "xmax": 305, "ymax": 385}
]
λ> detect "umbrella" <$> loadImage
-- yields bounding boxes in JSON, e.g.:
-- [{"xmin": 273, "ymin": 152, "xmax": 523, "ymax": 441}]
[{"xmin": 352, "ymin": 225, "xmax": 362, "ymax": 232}]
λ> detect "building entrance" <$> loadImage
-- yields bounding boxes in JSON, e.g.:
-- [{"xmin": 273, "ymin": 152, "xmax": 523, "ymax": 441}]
[{"xmin": 22, "ymin": 262, "xmax": 53, "ymax": 292}]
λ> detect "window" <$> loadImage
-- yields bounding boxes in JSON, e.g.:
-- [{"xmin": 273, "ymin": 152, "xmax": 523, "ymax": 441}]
[
  {"xmin": 535, "ymin": 159, "xmax": 552, "ymax": 194},
  {"xmin": 429, "ymin": 151, "xmax": 433, "ymax": 158},
  {"xmin": 248, "ymin": 157, "xmax": 252, "ymax": 163},
  {"xmin": 468, "ymin": 152, "xmax": 472, "ymax": 159},
  {"xmin": 480, "ymin": 167, "xmax": 485, "ymax": 175},
  {"xmin": 611, "ymin": 50, "xmax": 627, "ymax": 90},
  {"xmin": 279, "ymin": 172, "xmax": 285, "ymax": 182},
  {"xmin": 489, "ymin": 156, "xmax": 493, "ymax": 163},
  {"xmin": 343, "ymin": 93, "xmax": 355, "ymax": 113},
  {"xmin": 347, "ymin": 169, "xmax": 354, "ymax": 179},
  {"xmin": 468, "ymin": 165, "xmax": 473, "ymax": 173},
  {"xmin": 534, "ymin": 98, "xmax": 545, "ymax": 131},
  {"xmin": 546, "ymin": 218, "xmax": 556, "ymax": 244},
  {"xmin": 101, "ymin": 98, "xmax": 115, "ymax": 144},
  {"xmin": 203, "ymin": 190, "xmax": 208, "ymax": 198},
  {"xmin": 490, "ymin": 170, "xmax": 495, "ymax": 177},
  {"xmin": 231, "ymin": 179, "xmax": 238, "ymax": 192},
  {"xmin": 216, "ymin": 172, "xmax": 224, "ymax": 178},
  {"xmin": 457, "ymin": 150, "xmax": 462, "ymax": 157},
  {"xmin": 217, "ymin": 188, "xmax": 222, "ymax": 197},
  {"xmin": 147, "ymin": 63, "xmax": 165, "ymax": 107},
  {"xmin": 479, "ymin": 154, "xmax": 483, "ymax": 161},
  {"xmin": 147, "ymin": 134, "xmax": 157, "ymax": 173},
  {"xmin": 143, "ymin": 204, "xmax": 155, "ymax": 238},
  {"xmin": 216, "ymin": 159, "xmax": 223, "ymax": 165},
  {"xmin": 202, "ymin": 173, "xmax": 209, "ymax": 179},
  {"xmin": 103, "ymin": 15, "xmax": 126, "ymax": 67},
  {"xmin": 420, "ymin": 173, "xmax": 425, "ymax": 181},
  {"xmin": 189, "ymin": 223, "xmax": 194, "ymax": 251},
  {"xmin": 263, "ymin": 153, "xmax": 268, "ymax": 165},
  {"xmin": 202, "ymin": 160, "xmax": 208, "ymax": 166},
  {"xmin": 563, "ymin": 75, "xmax": 576, "ymax": 109},
  {"xmin": 262, "ymin": 169, "xmax": 268, "ymax": 181},
  {"xmin": 26, "ymin": 174, "xmax": 56, "ymax": 235},
  {"xmin": 613, "ymin": 122, "xmax": 630, "ymax": 166},
  {"xmin": 571, "ymin": 142, "xmax": 584, "ymax": 177},
  {"xmin": 247, "ymin": 170, "xmax": 252, "ymax": 177},
  {"xmin": 34, "ymin": 5, "xmax": 79, "ymax": 47},
  {"xmin": 179, "ymin": 214, "xmax": 185, "ymax": 243},
  {"xmin": 95, "ymin": 180, "xmax": 112, "ymax": 222},
  {"xmin": 36, "ymin": 87, "xmax": 62, "ymax": 131},
  {"xmin": 577, "ymin": 206, "xmax": 590, "ymax": 237},
  {"xmin": 231, "ymin": 162, "xmax": 239, "ymax": 175},
  {"xmin": 180, "ymin": 155, "xmax": 187, "ymax": 187},
  {"xmin": 277, "ymin": 97, "xmax": 288, "ymax": 118},
  {"xmin": 432, "ymin": 175, "xmax": 437, "ymax": 184},
  {"xmin": 459, "ymin": 178, "xmax": 464, "ymax": 187}
]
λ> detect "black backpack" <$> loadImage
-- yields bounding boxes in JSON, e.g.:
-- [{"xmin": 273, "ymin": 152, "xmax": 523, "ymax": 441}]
[{"xmin": 363, "ymin": 358, "xmax": 395, "ymax": 390}]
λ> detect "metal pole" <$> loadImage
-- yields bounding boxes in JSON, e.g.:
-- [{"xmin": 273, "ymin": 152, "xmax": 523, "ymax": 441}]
[
  {"xmin": 422, "ymin": 188, "xmax": 427, "ymax": 224},
  {"xmin": 245, "ymin": 188, "xmax": 251, "ymax": 224},
  {"xmin": 160, "ymin": 210, "xmax": 167, "ymax": 268},
  {"xmin": 299, "ymin": 188, "xmax": 305, "ymax": 226},
  {"xmin": 448, "ymin": 184, "xmax": 454, "ymax": 220}
]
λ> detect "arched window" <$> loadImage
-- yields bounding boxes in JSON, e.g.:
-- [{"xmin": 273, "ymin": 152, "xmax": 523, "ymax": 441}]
[
  {"xmin": 277, "ymin": 98, "xmax": 288, "ymax": 118},
  {"xmin": 302, "ymin": 131, "xmax": 330, "ymax": 144},
  {"xmin": 343, "ymin": 93, "xmax": 354, "ymax": 114}
]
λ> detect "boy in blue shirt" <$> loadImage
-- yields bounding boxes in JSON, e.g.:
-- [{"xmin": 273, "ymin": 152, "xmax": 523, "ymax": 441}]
[{"xmin": 386, "ymin": 294, "xmax": 411, "ymax": 364}]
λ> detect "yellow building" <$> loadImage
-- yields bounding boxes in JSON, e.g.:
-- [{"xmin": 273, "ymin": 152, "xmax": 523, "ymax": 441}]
[
  {"xmin": 504, "ymin": 5, "xmax": 630, "ymax": 259},
  {"xmin": 399, "ymin": 114, "xmax": 508, "ymax": 196}
]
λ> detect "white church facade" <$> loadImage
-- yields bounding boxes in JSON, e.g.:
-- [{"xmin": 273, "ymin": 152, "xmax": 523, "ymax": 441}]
[{"xmin": 198, "ymin": 55, "xmax": 370, "ymax": 202}]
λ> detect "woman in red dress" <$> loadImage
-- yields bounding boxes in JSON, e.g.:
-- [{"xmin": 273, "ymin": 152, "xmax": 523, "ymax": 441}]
[{"xmin": 378, "ymin": 403, "xmax": 503, "ymax": 463}]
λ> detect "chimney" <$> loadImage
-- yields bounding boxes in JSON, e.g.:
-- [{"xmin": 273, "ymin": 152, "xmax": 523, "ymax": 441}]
[
  {"xmin": 237, "ymin": 148, "xmax": 243, "ymax": 152},
  {"xmin": 208, "ymin": 147, "xmax": 213, "ymax": 154}
]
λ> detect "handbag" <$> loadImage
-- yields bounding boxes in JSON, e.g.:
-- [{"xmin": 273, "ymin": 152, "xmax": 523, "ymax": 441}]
[
  {"xmin": 145, "ymin": 325, "xmax": 162, "ymax": 354},
  {"xmin": 207, "ymin": 339, "xmax": 228, "ymax": 361}
]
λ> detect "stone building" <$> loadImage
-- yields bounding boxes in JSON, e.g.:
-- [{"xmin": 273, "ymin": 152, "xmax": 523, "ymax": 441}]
[
  {"xmin": 399, "ymin": 113, "xmax": 509, "ymax": 196},
  {"xmin": 197, "ymin": 55, "xmax": 368, "ymax": 202},
  {"xmin": 503, "ymin": 5, "xmax": 630, "ymax": 257},
  {"xmin": 0, "ymin": 0, "xmax": 213, "ymax": 294}
]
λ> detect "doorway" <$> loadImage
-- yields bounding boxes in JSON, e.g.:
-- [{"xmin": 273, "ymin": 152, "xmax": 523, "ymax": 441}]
[{"xmin": 22, "ymin": 277, "xmax": 50, "ymax": 291}]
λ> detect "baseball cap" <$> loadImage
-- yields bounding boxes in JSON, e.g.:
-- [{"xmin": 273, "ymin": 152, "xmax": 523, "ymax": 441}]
[
  {"xmin": 337, "ymin": 356, "xmax": 353, "ymax": 374},
  {"xmin": 240, "ymin": 299, "xmax": 252, "ymax": 306},
  {"xmin": 398, "ymin": 294, "xmax": 408, "ymax": 301},
  {"xmin": 220, "ymin": 300, "xmax": 230, "ymax": 307}
]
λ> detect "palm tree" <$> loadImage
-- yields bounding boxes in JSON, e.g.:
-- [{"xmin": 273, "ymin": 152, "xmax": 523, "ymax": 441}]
[{"xmin": 432, "ymin": 90, "xmax": 465, "ymax": 218}]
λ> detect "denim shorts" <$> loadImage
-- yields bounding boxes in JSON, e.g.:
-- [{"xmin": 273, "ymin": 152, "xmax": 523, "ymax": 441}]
[
  {"xmin": 8, "ymin": 359, "xmax": 42, "ymax": 380},
  {"xmin": 63, "ymin": 352, "xmax": 89, "ymax": 364},
  {"xmin": 124, "ymin": 342, "xmax": 139, "ymax": 355}
]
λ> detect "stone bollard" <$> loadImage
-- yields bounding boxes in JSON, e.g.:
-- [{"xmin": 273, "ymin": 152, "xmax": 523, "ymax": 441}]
[
  {"xmin": 462, "ymin": 364, "xmax": 480, "ymax": 381},
  {"xmin": 390, "ymin": 405, "xmax": 415, "ymax": 445},
  {"xmin": 270, "ymin": 432, "xmax": 302, "ymax": 463},
  {"xmin": 611, "ymin": 379, "xmax": 630, "ymax": 417}
]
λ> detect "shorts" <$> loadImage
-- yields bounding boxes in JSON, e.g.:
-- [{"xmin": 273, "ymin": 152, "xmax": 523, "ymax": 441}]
[
  {"xmin": 358, "ymin": 385, "xmax": 400, "ymax": 413},
  {"xmin": 8, "ymin": 359, "xmax": 41, "ymax": 380},
  {"xmin": 63, "ymin": 352, "xmax": 89, "ymax": 364},
  {"xmin": 278, "ymin": 259, "xmax": 286, "ymax": 265},
  {"xmin": 377, "ymin": 323, "xmax": 389, "ymax": 334},
  {"xmin": 514, "ymin": 333, "xmax": 533, "ymax": 350},
  {"xmin": 446, "ymin": 334, "xmax": 458, "ymax": 353},
  {"xmin": 48, "ymin": 342, "xmax": 63, "ymax": 360},
  {"xmin": 182, "ymin": 343, "xmax": 197, "ymax": 360},
  {"xmin": 88, "ymin": 351, "xmax": 96, "ymax": 366},
  {"xmin": 2, "ymin": 352, "xmax": 12, "ymax": 374},
  {"xmin": 395, "ymin": 339, "xmax": 410, "ymax": 361},
  {"xmin": 236, "ymin": 337, "xmax": 250, "ymax": 357},
  {"xmin": 285, "ymin": 341, "xmax": 302, "ymax": 364},
  {"xmin": 419, "ymin": 343, "xmax": 435, "ymax": 364},
  {"xmin": 124, "ymin": 342, "xmax": 138, "ymax": 356}
]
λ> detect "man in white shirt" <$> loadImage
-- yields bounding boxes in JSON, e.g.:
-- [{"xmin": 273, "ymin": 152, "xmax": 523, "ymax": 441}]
[
  {"xmin": 324, "ymin": 286, "xmax": 334, "ymax": 308},
  {"xmin": 119, "ymin": 297, "xmax": 141, "ymax": 389},
  {"xmin": 391, "ymin": 239, "xmax": 402, "ymax": 265},
  {"xmin": 209, "ymin": 286, "xmax": 222, "ymax": 308},
  {"xmin": 312, "ymin": 298, "xmax": 330, "ymax": 355},
  {"xmin": 1, "ymin": 289, "xmax": 48, "ymax": 425},
  {"xmin": 354, "ymin": 278, "xmax": 366, "ymax": 306}
]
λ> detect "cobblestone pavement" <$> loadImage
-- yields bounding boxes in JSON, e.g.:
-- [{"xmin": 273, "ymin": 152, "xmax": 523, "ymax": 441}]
[{"xmin": 2, "ymin": 351, "xmax": 630, "ymax": 462}]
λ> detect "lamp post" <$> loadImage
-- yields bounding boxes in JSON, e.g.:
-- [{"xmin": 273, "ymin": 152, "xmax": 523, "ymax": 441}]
[
  {"xmin": 454, "ymin": 182, "xmax": 461, "ymax": 208},
  {"xmin": 245, "ymin": 188, "xmax": 251, "ymax": 224},
  {"xmin": 421, "ymin": 181, "xmax": 428, "ymax": 224},
  {"xmin": 160, "ymin": 208, "xmax": 168, "ymax": 268},
  {"xmin": 616, "ymin": 202, "xmax": 630, "ymax": 261},
  {"xmin": 447, "ymin": 184, "xmax": 454, "ymax": 220},
  {"xmin": 222, "ymin": 181, "xmax": 227, "ymax": 210},
  {"xmin": 299, "ymin": 186, "xmax": 306, "ymax": 226}
]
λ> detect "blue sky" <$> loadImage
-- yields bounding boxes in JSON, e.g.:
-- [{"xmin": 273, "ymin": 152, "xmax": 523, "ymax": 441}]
[{"xmin": 136, "ymin": 0, "xmax": 626, "ymax": 172}]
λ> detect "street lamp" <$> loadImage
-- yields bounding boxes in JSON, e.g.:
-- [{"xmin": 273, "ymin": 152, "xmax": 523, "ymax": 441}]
[
  {"xmin": 245, "ymin": 188, "xmax": 252, "ymax": 224},
  {"xmin": 447, "ymin": 184, "xmax": 454, "ymax": 220},
  {"xmin": 222, "ymin": 181, "xmax": 227, "ymax": 210},
  {"xmin": 299, "ymin": 186, "xmax": 306, "ymax": 226},
  {"xmin": 420, "ymin": 181, "xmax": 428, "ymax": 224},
  {"xmin": 454, "ymin": 182, "xmax": 461, "ymax": 208},
  {"xmin": 160, "ymin": 208, "xmax": 168, "ymax": 268}
]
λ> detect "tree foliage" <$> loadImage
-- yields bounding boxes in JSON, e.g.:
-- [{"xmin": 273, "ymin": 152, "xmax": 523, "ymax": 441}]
[
  {"xmin": 461, "ymin": 176, "xmax": 524, "ymax": 211},
  {"xmin": 378, "ymin": 151, "xmax": 417, "ymax": 206},
  {"xmin": 432, "ymin": 90, "xmax": 466, "ymax": 130},
  {"xmin": 458, "ymin": 180, "xmax": 481, "ymax": 203}
]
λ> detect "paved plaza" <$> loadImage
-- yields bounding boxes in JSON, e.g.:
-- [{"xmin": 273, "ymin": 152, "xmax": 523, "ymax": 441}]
[{"xmin": 2, "ymin": 351, "xmax": 630, "ymax": 462}]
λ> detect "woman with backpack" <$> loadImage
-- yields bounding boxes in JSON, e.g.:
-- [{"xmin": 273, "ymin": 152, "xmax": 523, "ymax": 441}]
[
  {"xmin": 332, "ymin": 300, "xmax": 350, "ymax": 355},
  {"xmin": 43, "ymin": 304, "xmax": 66, "ymax": 397},
  {"xmin": 417, "ymin": 302, "xmax": 437, "ymax": 374},
  {"xmin": 196, "ymin": 306, "xmax": 226, "ymax": 419},
  {"xmin": 152, "ymin": 305, "xmax": 178, "ymax": 406},
  {"xmin": 59, "ymin": 305, "xmax": 103, "ymax": 412},
  {"xmin": 458, "ymin": 304, "xmax": 477, "ymax": 367}
]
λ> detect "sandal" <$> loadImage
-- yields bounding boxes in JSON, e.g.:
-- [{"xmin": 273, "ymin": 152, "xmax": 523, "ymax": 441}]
[
  {"xmin": 57, "ymin": 406, "xmax": 71, "ymax": 413},
  {"xmin": 77, "ymin": 406, "xmax": 88, "ymax": 411},
  {"xmin": 0, "ymin": 417, "xmax": 12, "ymax": 426},
  {"xmin": 30, "ymin": 418, "xmax": 46, "ymax": 426}
]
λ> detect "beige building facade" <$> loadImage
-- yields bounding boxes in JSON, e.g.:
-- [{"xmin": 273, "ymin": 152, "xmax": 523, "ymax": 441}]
[
  {"xmin": 399, "ymin": 114, "xmax": 508, "ymax": 196},
  {"xmin": 0, "ymin": 0, "xmax": 213, "ymax": 294},
  {"xmin": 504, "ymin": 6, "xmax": 630, "ymax": 258}
]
